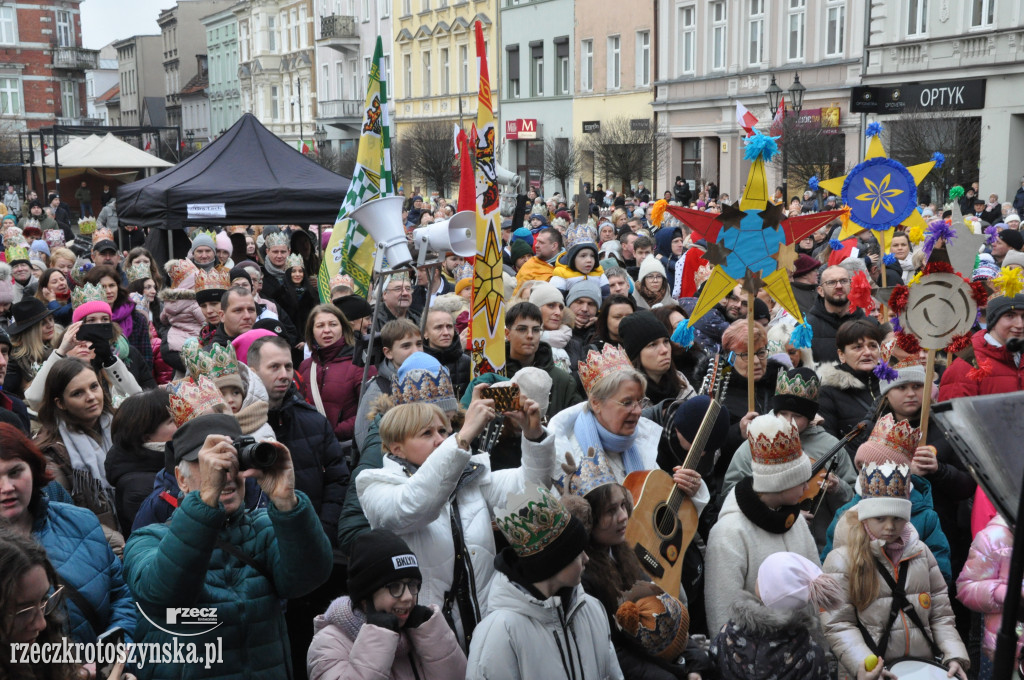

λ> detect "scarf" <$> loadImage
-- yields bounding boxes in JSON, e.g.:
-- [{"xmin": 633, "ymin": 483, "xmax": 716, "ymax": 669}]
[
  {"xmin": 865, "ymin": 521, "xmax": 912, "ymax": 564},
  {"xmin": 111, "ymin": 302, "xmax": 135, "ymax": 338},
  {"xmin": 58, "ymin": 413, "xmax": 113, "ymax": 489},
  {"xmin": 324, "ymin": 596, "xmax": 414, "ymax": 655},
  {"xmin": 264, "ymin": 259, "xmax": 287, "ymax": 282},
  {"xmin": 573, "ymin": 408, "xmax": 643, "ymax": 474},
  {"xmin": 191, "ymin": 257, "xmax": 215, "ymax": 272},
  {"xmin": 235, "ymin": 400, "xmax": 269, "ymax": 435},
  {"xmin": 734, "ymin": 477, "xmax": 802, "ymax": 534}
]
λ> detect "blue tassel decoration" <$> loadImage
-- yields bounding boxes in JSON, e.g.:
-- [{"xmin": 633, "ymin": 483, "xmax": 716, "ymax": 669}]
[
  {"xmin": 892, "ymin": 315, "xmax": 902, "ymax": 333},
  {"xmin": 808, "ymin": 175, "xmax": 820, "ymax": 191},
  {"xmin": 829, "ymin": 238, "xmax": 844, "ymax": 251},
  {"xmin": 874, "ymin": 362, "xmax": 899, "ymax": 381},
  {"xmin": 931, "ymin": 151, "xmax": 945, "ymax": 168},
  {"xmin": 883, "ymin": 253, "xmax": 898, "ymax": 266},
  {"xmin": 671, "ymin": 320, "xmax": 695, "ymax": 349},
  {"xmin": 865, "ymin": 121, "xmax": 883, "ymax": 138},
  {"xmin": 743, "ymin": 130, "xmax": 780, "ymax": 162},
  {"xmin": 790, "ymin": 322, "xmax": 813, "ymax": 349}
]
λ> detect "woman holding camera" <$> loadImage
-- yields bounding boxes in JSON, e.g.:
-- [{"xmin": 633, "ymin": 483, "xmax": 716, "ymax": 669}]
[{"xmin": 84, "ymin": 265, "xmax": 154, "ymax": 372}]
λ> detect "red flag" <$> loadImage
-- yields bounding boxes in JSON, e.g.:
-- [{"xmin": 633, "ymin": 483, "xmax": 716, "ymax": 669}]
[
  {"xmin": 144, "ymin": 140, "xmax": 151, "ymax": 151},
  {"xmin": 456, "ymin": 127, "xmax": 475, "ymax": 213},
  {"xmin": 735, "ymin": 101, "xmax": 758, "ymax": 137},
  {"xmin": 770, "ymin": 95, "xmax": 786, "ymax": 136},
  {"xmin": 180, "ymin": 141, "xmax": 186, "ymax": 150}
]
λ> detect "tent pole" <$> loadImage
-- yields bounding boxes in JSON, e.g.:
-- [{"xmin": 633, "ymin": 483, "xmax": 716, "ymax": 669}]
[
  {"xmin": 167, "ymin": 229, "xmax": 174, "ymax": 261},
  {"xmin": 53, "ymin": 129, "xmax": 60, "ymax": 196}
]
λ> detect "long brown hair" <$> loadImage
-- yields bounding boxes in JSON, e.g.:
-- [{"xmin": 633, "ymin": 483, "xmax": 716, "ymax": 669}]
[
  {"xmin": 36, "ymin": 358, "xmax": 113, "ymax": 434},
  {"xmin": 581, "ymin": 484, "xmax": 647, "ymax": 602},
  {"xmin": 304, "ymin": 303, "xmax": 355, "ymax": 349},
  {"xmin": 842, "ymin": 509, "xmax": 880, "ymax": 611}
]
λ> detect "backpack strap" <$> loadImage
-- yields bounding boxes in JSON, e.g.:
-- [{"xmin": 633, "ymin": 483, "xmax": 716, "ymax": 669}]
[{"xmin": 873, "ymin": 559, "xmax": 944, "ymax": 660}]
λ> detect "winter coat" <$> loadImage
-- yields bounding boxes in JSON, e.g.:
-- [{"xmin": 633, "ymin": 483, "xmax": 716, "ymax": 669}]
[
  {"xmin": 267, "ymin": 387, "xmax": 350, "ymax": 547},
  {"xmin": 549, "ymin": 249, "xmax": 611, "ymax": 298},
  {"xmin": 822, "ymin": 521, "xmax": 968, "ymax": 677},
  {"xmin": 355, "ymin": 361, "xmax": 395, "ymax": 453},
  {"xmin": 821, "ymin": 475, "xmax": 952, "ymax": 581},
  {"xmin": 356, "ymin": 431, "xmax": 559, "ymax": 643},
  {"xmin": 723, "ymin": 418, "xmax": 856, "ymax": 550},
  {"xmin": 1014, "ymin": 185, "xmax": 1024, "ymax": 216},
  {"xmin": 32, "ymin": 497, "xmax": 136, "ymax": 643},
  {"xmin": 423, "ymin": 334, "xmax": 471, "ymax": 400},
  {"xmin": 817, "ymin": 362, "xmax": 879, "ymax": 458},
  {"xmin": 158, "ymin": 288, "xmax": 205, "ymax": 353},
  {"xmin": 104, "ymin": 441, "xmax": 165, "ymax": 536},
  {"xmin": 719, "ymin": 359, "xmax": 784, "ymax": 463},
  {"xmin": 711, "ymin": 591, "xmax": 831, "ymax": 680},
  {"xmin": 805, "ymin": 298, "xmax": 870, "ymax": 364},
  {"xmin": 97, "ymin": 199, "xmax": 118, "ymax": 230},
  {"xmin": 465, "ymin": 565, "xmax": 624, "ymax": 680},
  {"xmin": 124, "ymin": 491, "xmax": 334, "ymax": 680},
  {"xmin": 704, "ymin": 481, "xmax": 820, "ymax": 635},
  {"xmin": 307, "ymin": 600, "xmax": 466, "ymax": 680},
  {"xmin": 514, "ymin": 255, "xmax": 556, "ymax": 285},
  {"xmin": 956, "ymin": 515, "xmax": 1023, "ymax": 662},
  {"xmin": 692, "ymin": 305, "xmax": 731, "ymax": 351},
  {"xmin": 131, "ymin": 468, "xmax": 267, "ymax": 534},
  {"xmin": 338, "ymin": 416, "xmax": 384, "ymax": 556},
  {"xmin": 24, "ymin": 347, "xmax": 147, "ymax": 412},
  {"xmin": 298, "ymin": 337, "xmax": 369, "ymax": 441},
  {"xmin": 939, "ymin": 329, "xmax": 1024, "ymax": 399},
  {"xmin": 236, "ymin": 363, "xmax": 277, "ymax": 442},
  {"xmin": 654, "ymin": 227, "xmax": 681, "ymax": 285},
  {"xmin": 0, "ymin": 389, "xmax": 30, "ymax": 433}
]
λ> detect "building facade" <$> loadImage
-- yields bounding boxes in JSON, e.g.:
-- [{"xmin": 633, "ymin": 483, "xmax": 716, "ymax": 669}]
[
  {"xmin": 114, "ymin": 34, "xmax": 165, "ymax": 127},
  {"xmin": 237, "ymin": 0, "xmax": 317, "ymax": 149},
  {"xmin": 85, "ymin": 43, "xmax": 118, "ymax": 123},
  {"xmin": 0, "ymin": 0, "xmax": 97, "ymax": 130},
  {"xmin": 159, "ymin": 0, "xmax": 233, "ymax": 130},
  {"xmin": 498, "ymin": 0, "xmax": 572, "ymax": 197},
  {"xmin": 180, "ymin": 55, "xmax": 211, "ymax": 147},
  {"xmin": 203, "ymin": 6, "xmax": 243, "ymax": 137}
]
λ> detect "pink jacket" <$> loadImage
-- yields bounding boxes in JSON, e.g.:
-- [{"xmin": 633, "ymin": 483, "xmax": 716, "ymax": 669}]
[
  {"xmin": 159, "ymin": 289, "xmax": 206, "ymax": 352},
  {"xmin": 307, "ymin": 601, "xmax": 466, "ymax": 680},
  {"xmin": 956, "ymin": 515, "xmax": 1024, "ymax": 661}
]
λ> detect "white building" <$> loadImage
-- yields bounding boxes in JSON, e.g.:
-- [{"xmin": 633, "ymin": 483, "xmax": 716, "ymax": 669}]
[{"xmin": 85, "ymin": 43, "xmax": 118, "ymax": 123}]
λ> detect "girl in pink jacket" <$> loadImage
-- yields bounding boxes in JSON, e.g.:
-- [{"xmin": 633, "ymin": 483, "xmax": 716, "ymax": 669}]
[{"xmin": 307, "ymin": 529, "xmax": 466, "ymax": 680}]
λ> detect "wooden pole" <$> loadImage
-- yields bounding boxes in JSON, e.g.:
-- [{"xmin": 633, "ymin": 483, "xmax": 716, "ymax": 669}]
[
  {"xmin": 747, "ymin": 297, "xmax": 756, "ymax": 414},
  {"xmin": 919, "ymin": 348, "xmax": 937, "ymax": 444},
  {"xmin": 879, "ymin": 252, "xmax": 888, "ymax": 322}
]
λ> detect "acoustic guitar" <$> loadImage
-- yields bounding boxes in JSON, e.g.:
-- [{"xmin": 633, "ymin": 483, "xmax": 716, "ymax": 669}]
[{"xmin": 622, "ymin": 355, "xmax": 730, "ymax": 599}]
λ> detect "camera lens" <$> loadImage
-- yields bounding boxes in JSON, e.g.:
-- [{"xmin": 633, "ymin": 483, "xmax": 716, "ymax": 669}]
[{"xmin": 236, "ymin": 439, "xmax": 278, "ymax": 470}]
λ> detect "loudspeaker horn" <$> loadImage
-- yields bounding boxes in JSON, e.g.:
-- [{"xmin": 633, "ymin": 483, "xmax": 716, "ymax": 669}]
[
  {"xmin": 346, "ymin": 195, "xmax": 413, "ymax": 268},
  {"xmin": 495, "ymin": 162, "xmax": 521, "ymax": 188},
  {"xmin": 412, "ymin": 210, "xmax": 476, "ymax": 258}
]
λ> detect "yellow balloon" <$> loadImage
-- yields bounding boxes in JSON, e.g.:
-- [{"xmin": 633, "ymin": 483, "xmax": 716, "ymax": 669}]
[{"xmin": 865, "ymin": 654, "xmax": 879, "ymax": 671}]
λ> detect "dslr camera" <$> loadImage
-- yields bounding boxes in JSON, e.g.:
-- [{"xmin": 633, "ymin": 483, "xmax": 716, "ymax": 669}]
[{"xmin": 232, "ymin": 437, "xmax": 278, "ymax": 471}]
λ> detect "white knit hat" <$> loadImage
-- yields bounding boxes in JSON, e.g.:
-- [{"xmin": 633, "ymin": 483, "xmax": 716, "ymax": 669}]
[
  {"xmin": 510, "ymin": 367, "xmax": 553, "ymax": 417},
  {"xmin": 757, "ymin": 552, "xmax": 843, "ymax": 612},
  {"xmin": 747, "ymin": 413, "xmax": 812, "ymax": 494},
  {"xmin": 637, "ymin": 256, "xmax": 666, "ymax": 285},
  {"xmin": 530, "ymin": 281, "xmax": 564, "ymax": 309},
  {"xmin": 855, "ymin": 462, "xmax": 913, "ymax": 521}
]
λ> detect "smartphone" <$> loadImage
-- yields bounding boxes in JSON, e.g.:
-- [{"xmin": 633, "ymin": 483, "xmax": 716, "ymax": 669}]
[
  {"xmin": 480, "ymin": 384, "xmax": 521, "ymax": 412},
  {"xmin": 96, "ymin": 627, "xmax": 125, "ymax": 680},
  {"xmin": 77, "ymin": 323, "xmax": 113, "ymax": 347}
]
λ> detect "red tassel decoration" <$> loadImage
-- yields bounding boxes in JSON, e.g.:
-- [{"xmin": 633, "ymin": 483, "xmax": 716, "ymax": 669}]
[
  {"xmin": 946, "ymin": 334, "xmax": 972, "ymax": 354},
  {"xmin": 889, "ymin": 285, "xmax": 910, "ymax": 315},
  {"xmin": 923, "ymin": 261, "xmax": 954, "ymax": 276},
  {"xmin": 967, "ymin": 358, "xmax": 992, "ymax": 382},
  {"xmin": 848, "ymin": 271, "xmax": 874, "ymax": 314},
  {"xmin": 895, "ymin": 332, "xmax": 921, "ymax": 354},
  {"xmin": 970, "ymin": 281, "xmax": 990, "ymax": 308}
]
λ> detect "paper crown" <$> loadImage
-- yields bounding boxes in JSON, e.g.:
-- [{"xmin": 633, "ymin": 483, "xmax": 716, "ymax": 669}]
[
  {"xmin": 775, "ymin": 368, "xmax": 819, "ymax": 401},
  {"xmin": 578, "ymin": 344, "xmax": 635, "ymax": 394},
  {"xmin": 565, "ymin": 223, "xmax": 597, "ymax": 248},
  {"xmin": 166, "ymin": 258, "xmax": 198, "ymax": 290},
  {"xmin": 866, "ymin": 413, "xmax": 921, "ymax": 462},
  {"xmin": 286, "ymin": 253, "xmax": 304, "ymax": 270},
  {"xmin": 455, "ymin": 262, "xmax": 474, "ymax": 281},
  {"xmin": 70, "ymin": 260, "xmax": 94, "ymax": 286},
  {"xmin": 555, "ymin": 448, "xmax": 617, "ymax": 498},
  {"xmin": 91, "ymin": 228, "xmax": 114, "ymax": 244},
  {"xmin": 859, "ymin": 461, "xmax": 912, "ymax": 503},
  {"xmin": 166, "ymin": 375, "xmax": 228, "ymax": 427},
  {"xmin": 495, "ymin": 486, "xmax": 573, "ymax": 558},
  {"xmin": 391, "ymin": 366, "xmax": 457, "ymax": 410},
  {"xmin": 264, "ymin": 231, "xmax": 290, "ymax": 248},
  {"xmin": 5, "ymin": 245, "xmax": 29, "ymax": 263},
  {"xmin": 748, "ymin": 414, "xmax": 803, "ymax": 466},
  {"xmin": 329, "ymin": 273, "xmax": 354, "ymax": 290},
  {"xmin": 77, "ymin": 217, "xmax": 97, "ymax": 235},
  {"xmin": 71, "ymin": 282, "xmax": 107, "ymax": 308},
  {"xmin": 7, "ymin": 224, "xmax": 25, "ymax": 240},
  {"xmin": 194, "ymin": 267, "xmax": 230, "ymax": 292},
  {"xmin": 126, "ymin": 262, "xmax": 151, "ymax": 283},
  {"xmin": 44, "ymin": 229, "xmax": 65, "ymax": 249},
  {"xmin": 190, "ymin": 228, "xmax": 216, "ymax": 243},
  {"xmin": 181, "ymin": 338, "xmax": 240, "ymax": 384}
]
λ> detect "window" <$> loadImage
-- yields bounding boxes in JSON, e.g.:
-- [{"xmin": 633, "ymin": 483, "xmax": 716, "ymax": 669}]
[
  {"xmin": 350, "ymin": 58, "xmax": 358, "ymax": 97},
  {"xmin": 971, "ymin": 0, "xmax": 994, "ymax": 27},
  {"xmin": 788, "ymin": 0, "xmax": 806, "ymax": 61},
  {"xmin": 364, "ymin": 56, "xmax": 371, "ymax": 91},
  {"xmin": 636, "ymin": 30, "xmax": 650, "ymax": 87},
  {"xmin": 0, "ymin": 77, "xmax": 20, "ymax": 115},
  {"xmin": 299, "ymin": 6, "xmax": 307, "ymax": 46},
  {"xmin": 530, "ymin": 42, "xmax": 543, "ymax": 96},
  {"xmin": 268, "ymin": 16, "xmax": 276, "ymax": 51},
  {"xmin": 580, "ymin": 39, "xmax": 593, "ymax": 92},
  {"xmin": 0, "ymin": 6, "xmax": 17, "ymax": 45},
  {"xmin": 711, "ymin": 1, "xmax": 727, "ymax": 70},
  {"xmin": 506, "ymin": 45, "xmax": 520, "ymax": 97},
  {"xmin": 381, "ymin": 0, "xmax": 390, "ymax": 18},
  {"xmin": 61, "ymin": 80, "xmax": 77, "ymax": 117},
  {"xmin": 422, "ymin": 50, "xmax": 431, "ymax": 96},
  {"xmin": 441, "ymin": 47, "xmax": 450, "ymax": 94},
  {"xmin": 363, "ymin": 0, "xmax": 370, "ymax": 21},
  {"xmin": 337, "ymin": 60, "xmax": 345, "ymax": 99},
  {"xmin": 607, "ymin": 35, "xmax": 620, "ymax": 89},
  {"xmin": 826, "ymin": 1, "xmax": 846, "ymax": 57},
  {"xmin": 422, "ymin": 0, "xmax": 430, "ymax": 10},
  {"xmin": 55, "ymin": 10, "xmax": 72, "ymax": 47},
  {"xmin": 678, "ymin": 5, "xmax": 695, "ymax": 75},
  {"xmin": 403, "ymin": 0, "xmax": 411, "ymax": 15},
  {"xmin": 460, "ymin": 44, "xmax": 469, "ymax": 92},
  {"xmin": 555, "ymin": 38, "xmax": 569, "ymax": 95},
  {"xmin": 381, "ymin": 54, "xmax": 391, "ymax": 88},
  {"xmin": 281, "ymin": 12, "xmax": 289, "ymax": 52},
  {"xmin": 271, "ymin": 85, "xmax": 279, "ymax": 118},
  {"xmin": 748, "ymin": 0, "xmax": 764, "ymax": 66},
  {"xmin": 908, "ymin": 0, "xmax": 928, "ymax": 36},
  {"xmin": 402, "ymin": 53, "xmax": 411, "ymax": 97}
]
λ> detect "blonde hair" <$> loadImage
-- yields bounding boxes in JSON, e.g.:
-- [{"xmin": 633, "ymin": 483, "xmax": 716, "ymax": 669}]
[
  {"xmin": 49, "ymin": 248, "xmax": 76, "ymax": 268},
  {"xmin": 842, "ymin": 509, "xmax": 880, "ymax": 611},
  {"xmin": 379, "ymin": 402, "xmax": 450, "ymax": 452}
]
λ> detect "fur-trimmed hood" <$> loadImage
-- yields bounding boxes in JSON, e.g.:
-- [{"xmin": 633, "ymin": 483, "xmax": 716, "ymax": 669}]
[
  {"xmin": 158, "ymin": 287, "xmax": 197, "ymax": 302},
  {"xmin": 817, "ymin": 361, "xmax": 867, "ymax": 390},
  {"xmin": 728, "ymin": 590, "xmax": 818, "ymax": 635}
]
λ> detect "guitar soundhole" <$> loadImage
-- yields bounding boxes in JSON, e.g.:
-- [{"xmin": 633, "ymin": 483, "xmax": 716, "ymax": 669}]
[{"xmin": 653, "ymin": 503, "xmax": 677, "ymax": 539}]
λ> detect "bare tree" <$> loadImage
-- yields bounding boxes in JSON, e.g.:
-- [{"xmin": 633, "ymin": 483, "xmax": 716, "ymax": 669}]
[
  {"xmin": 389, "ymin": 136, "xmax": 409, "ymax": 196},
  {"xmin": 406, "ymin": 120, "xmax": 456, "ymax": 197},
  {"xmin": 583, "ymin": 116, "xmax": 665, "ymax": 195},
  {"xmin": 543, "ymin": 137, "xmax": 583, "ymax": 198},
  {"xmin": 313, "ymin": 146, "xmax": 341, "ymax": 174},
  {"xmin": 0, "ymin": 118, "xmax": 23, "ymax": 188},
  {"xmin": 887, "ymin": 110, "xmax": 982, "ymax": 206},
  {"xmin": 771, "ymin": 113, "xmax": 848, "ymax": 197}
]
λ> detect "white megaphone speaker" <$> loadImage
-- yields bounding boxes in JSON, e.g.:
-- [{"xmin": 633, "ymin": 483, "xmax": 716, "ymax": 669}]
[
  {"xmin": 413, "ymin": 210, "xmax": 476, "ymax": 259},
  {"xmin": 346, "ymin": 195, "xmax": 413, "ymax": 268},
  {"xmin": 495, "ymin": 161, "xmax": 521, "ymax": 188}
]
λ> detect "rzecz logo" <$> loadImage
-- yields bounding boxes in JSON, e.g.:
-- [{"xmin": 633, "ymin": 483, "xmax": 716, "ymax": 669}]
[{"xmin": 136, "ymin": 604, "xmax": 223, "ymax": 636}]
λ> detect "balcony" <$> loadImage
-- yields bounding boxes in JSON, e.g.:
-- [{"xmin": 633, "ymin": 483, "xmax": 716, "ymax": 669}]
[
  {"xmin": 53, "ymin": 46, "xmax": 100, "ymax": 71},
  {"xmin": 318, "ymin": 15, "xmax": 359, "ymax": 53},
  {"xmin": 56, "ymin": 117, "xmax": 103, "ymax": 126},
  {"xmin": 317, "ymin": 99, "xmax": 362, "ymax": 126}
]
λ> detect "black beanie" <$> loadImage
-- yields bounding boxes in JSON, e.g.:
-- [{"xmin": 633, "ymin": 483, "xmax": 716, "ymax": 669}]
[
  {"xmin": 512, "ymin": 515, "xmax": 589, "ymax": 583},
  {"xmin": 172, "ymin": 413, "xmax": 242, "ymax": 465},
  {"xmin": 333, "ymin": 294, "xmax": 372, "ymax": 322},
  {"xmin": 770, "ymin": 366, "xmax": 820, "ymax": 422},
  {"xmin": 671, "ymin": 395, "xmax": 731, "ymax": 453},
  {"xmin": 999, "ymin": 229, "xmax": 1024, "ymax": 252},
  {"xmin": 618, "ymin": 310, "xmax": 670, "ymax": 361},
  {"xmin": 348, "ymin": 530, "xmax": 423, "ymax": 605},
  {"xmin": 228, "ymin": 266, "xmax": 252, "ymax": 286}
]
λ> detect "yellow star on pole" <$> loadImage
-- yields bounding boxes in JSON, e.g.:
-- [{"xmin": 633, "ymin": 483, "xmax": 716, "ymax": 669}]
[{"xmin": 472, "ymin": 226, "xmax": 505, "ymax": 333}]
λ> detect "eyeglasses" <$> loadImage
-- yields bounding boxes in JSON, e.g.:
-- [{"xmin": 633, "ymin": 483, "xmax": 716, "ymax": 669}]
[
  {"xmin": 385, "ymin": 580, "xmax": 420, "ymax": 598},
  {"xmin": 512, "ymin": 325, "xmax": 542, "ymax": 336},
  {"xmin": 7, "ymin": 586, "xmax": 63, "ymax": 626},
  {"xmin": 821, "ymin": 278, "xmax": 851, "ymax": 289},
  {"xmin": 735, "ymin": 349, "xmax": 768, "ymax": 361},
  {"xmin": 613, "ymin": 397, "xmax": 652, "ymax": 412}
]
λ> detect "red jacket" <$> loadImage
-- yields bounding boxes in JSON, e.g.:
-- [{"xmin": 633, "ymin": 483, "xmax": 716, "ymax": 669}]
[
  {"xmin": 298, "ymin": 337, "xmax": 374, "ymax": 441},
  {"xmin": 938, "ymin": 329, "xmax": 1024, "ymax": 400}
]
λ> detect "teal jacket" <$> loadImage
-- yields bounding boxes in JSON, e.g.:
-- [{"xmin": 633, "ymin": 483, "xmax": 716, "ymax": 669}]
[
  {"xmin": 821, "ymin": 475, "xmax": 952, "ymax": 581},
  {"xmin": 123, "ymin": 491, "xmax": 332, "ymax": 679}
]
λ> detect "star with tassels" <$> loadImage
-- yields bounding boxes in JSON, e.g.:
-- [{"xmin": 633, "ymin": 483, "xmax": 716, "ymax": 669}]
[
  {"xmin": 665, "ymin": 130, "xmax": 845, "ymax": 326},
  {"xmin": 816, "ymin": 122, "xmax": 934, "ymax": 254},
  {"xmin": 922, "ymin": 188, "xmax": 990, "ymax": 277}
]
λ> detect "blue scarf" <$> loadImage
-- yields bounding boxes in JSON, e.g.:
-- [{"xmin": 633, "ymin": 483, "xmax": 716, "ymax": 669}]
[{"xmin": 573, "ymin": 408, "xmax": 644, "ymax": 474}]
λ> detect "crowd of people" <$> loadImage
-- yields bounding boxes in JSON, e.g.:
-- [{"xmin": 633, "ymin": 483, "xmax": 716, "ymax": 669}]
[{"xmin": 1, "ymin": 176, "xmax": 1023, "ymax": 680}]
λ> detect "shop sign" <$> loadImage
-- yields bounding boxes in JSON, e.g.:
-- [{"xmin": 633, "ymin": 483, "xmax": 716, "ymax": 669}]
[
  {"xmin": 582, "ymin": 120, "xmax": 601, "ymax": 133},
  {"xmin": 851, "ymin": 79, "xmax": 986, "ymax": 113},
  {"xmin": 505, "ymin": 119, "xmax": 538, "ymax": 140}
]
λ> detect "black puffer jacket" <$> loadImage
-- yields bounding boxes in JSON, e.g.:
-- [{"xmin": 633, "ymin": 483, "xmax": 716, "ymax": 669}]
[
  {"xmin": 423, "ymin": 334, "xmax": 471, "ymax": 400},
  {"xmin": 817, "ymin": 362, "xmax": 879, "ymax": 459},
  {"xmin": 266, "ymin": 388, "xmax": 350, "ymax": 547},
  {"xmin": 805, "ymin": 298, "xmax": 870, "ymax": 364},
  {"xmin": 104, "ymin": 441, "xmax": 165, "ymax": 535}
]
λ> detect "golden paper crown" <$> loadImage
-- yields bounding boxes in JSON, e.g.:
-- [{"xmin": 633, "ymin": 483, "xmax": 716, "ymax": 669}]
[
  {"xmin": 495, "ymin": 486, "xmax": 572, "ymax": 558},
  {"xmin": 5, "ymin": 245, "xmax": 29, "ymax": 263},
  {"xmin": 91, "ymin": 228, "xmax": 114, "ymax": 244},
  {"xmin": 71, "ymin": 282, "xmax": 107, "ymax": 309},
  {"xmin": 555, "ymin": 448, "xmax": 618, "ymax": 498},
  {"xmin": 194, "ymin": 267, "xmax": 230, "ymax": 292},
  {"xmin": 166, "ymin": 375, "xmax": 228, "ymax": 427},
  {"xmin": 329, "ymin": 273, "xmax": 353, "ymax": 290},
  {"xmin": 166, "ymin": 259, "xmax": 198, "ymax": 290},
  {"xmin": 77, "ymin": 217, "xmax": 97, "ymax": 235},
  {"xmin": 190, "ymin": 228, "xmax": 216, "ymax": 243},
  {"xmin": 578, "ymin": 344, "xmax": 635, "ymax": 394},
  {"xmin": 859, "ymin": 461, "xmax": 912, "ymax": 501},
  {"xmin": 264, "ymin": 230, "xmax": 290, "ymax": 248},
  {"xmin": 867, "ymin": 414, "xmax": 921, "ymax": 462},
  {"xmin": 70, "ymin": 260, "xmax": 94, "ymax": 286},
  {"xmin": 181, "ymin": 338, "xmax": 240, "ymax": 384},
  {"xmin": 126, "ymin": 262, "xmax": 151, "ymax": 283},
  {"xmin": 748, "ymin": 415, "xmax": 803, "ymax": 466},
  {"xmin": 286, "ymin": 253, "xmax": 304, "ymax": 270}
]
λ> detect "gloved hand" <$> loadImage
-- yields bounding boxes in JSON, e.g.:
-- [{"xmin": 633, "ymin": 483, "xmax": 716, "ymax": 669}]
[
  {"xmin": 365, "ymin": 609, "xmax": 400, "ymax": 632},
  {"xmin": 403, "ymin": 604, "xmax": 433, "ymax": 629},
  {"xmin": 92, "ymin": 339, "xmax": 113, "ymax": 364}
]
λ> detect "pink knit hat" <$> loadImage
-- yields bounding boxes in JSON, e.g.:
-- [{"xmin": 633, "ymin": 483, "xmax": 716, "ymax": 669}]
[
  {"xmin": 73, "ymin": 300, "xmax": 113, "ymax": 323},
  {"xmin": 216, "ymin": 231, "xmax": 232, "ymax": 253},
  {"xmin": 231, "ymin": 329, "xmax": 276, "ymax": 364}
]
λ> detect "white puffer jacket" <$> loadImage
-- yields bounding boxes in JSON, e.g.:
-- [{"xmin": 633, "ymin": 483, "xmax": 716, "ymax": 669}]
[{"xmin": 356, "ymin": 431, "xmax": 558, "ymax": 644}]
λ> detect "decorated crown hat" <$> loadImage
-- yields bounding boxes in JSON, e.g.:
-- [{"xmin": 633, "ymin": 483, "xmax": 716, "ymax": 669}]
[
  {"xmin": 854, "ymin": 413, "xmax": 921, "ymax": 468},
  {"xmin": 578, "ymin": 344, "xmax": 635, "ymax": 395},
  {"xmin": 194, "ymin": 267, "xmax": 230, "ymax": 305},
  {"xmin": 770, "ymin": 366, "xmax": 820, "ymax": 422},
  {"xmin": 70, "ymin": 260, "xmax": 94, "ymax": 286},
  {"xmin": 166, "ymin": 258, "xmax": 198, "ymax": 290},
  {"xmin": 166, "ymin": 375, "xmax": 229, "ymax": 427},
  {"xmin": 5, "ymin": 244, "xmax": 29, "ymax": 265},
  {"xmin": 495, "ymin": 485, "xmax": 588, "ymax": 583},
  {"xmin": 44, "ymin": 229, "xmax": 65, "ymax": 249},
  {"xmin": 747, "ymin": 413, "xmax": 811, "ymax": 494},
  {"xmin": 126, "ymin": 262, "xmax": 151, "ymax": 284},
  {"xmin": 555, "ymin": 448, "xmax": 618, "ymax": 499},
  {"xmin": 189, "ymin": 228, "xmax": 216, "ymax": 243},
  {"xmin": 91, "ymin": 227, "xmax": 114, "ymax": 245},
  {"xmin": 390, "ymin": 352, "xmax": 458, "ymax": 413},
  {"xmin": 264, "ymin": 230, "xmax": 291, "ymax": 249},
  {"xmin": 856, "ymin": 461, "xmax": 912, "ymax": 521},
  {"xmin": 71, "ymin": 282, "xmax": 107, "ymax": 309},
  {"xmin": 181, "ymin": 338, "xmax": 243, "ymax": 393},
  {"xmin": 77, "ymin": 217, "xmax": 97, "ymax": 235},
  {"xmin": 6, "ymin": 224, "xmax": 25, "ymax": 240},
  {"xmin": 285, "ymin": 253, "xmax": 304, "ymax": 270},
  {"xmin": 615, "ymin": 584, "xmax": 689, "ymax": 663}
]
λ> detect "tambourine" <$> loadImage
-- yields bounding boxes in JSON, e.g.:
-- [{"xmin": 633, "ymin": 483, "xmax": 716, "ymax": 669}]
[{"xmin": 888, "ymin": 657, "xmax": 949, "ymax": 679}]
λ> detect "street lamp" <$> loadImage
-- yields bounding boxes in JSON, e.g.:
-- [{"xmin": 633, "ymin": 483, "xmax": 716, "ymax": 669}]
[
  {"xmin": 765, "ymin": 75, "xmax": 783, "ymax": 118},
  {"xmin": 314, "ymin": 125, "xmax": 327, "ymax": 153},
  {"xmin": 763, "ymin": 73, "xmax": 806, "ymax": 205}
]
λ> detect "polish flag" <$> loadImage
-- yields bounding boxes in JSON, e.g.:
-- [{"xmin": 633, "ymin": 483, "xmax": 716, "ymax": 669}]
[
  {"xmin": 735, "ymin": 101, "xmax": 758, "ymax": 137},
  {"xmin": 144, "ymin": 140, "xmax": 151, "ymax": 151}
]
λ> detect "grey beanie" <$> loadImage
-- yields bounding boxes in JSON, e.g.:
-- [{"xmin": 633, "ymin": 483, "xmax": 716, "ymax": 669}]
[
  {"xmin": 881, "ymin": 365, "xmax": 928, "ymax": 396},
  {"xmin": 565, "ymin": 279, "xmax": 602, "ymax": 307},
  {"xmin": 986, "ymin": 294, "xmax": 1024, "ymax": 328}
]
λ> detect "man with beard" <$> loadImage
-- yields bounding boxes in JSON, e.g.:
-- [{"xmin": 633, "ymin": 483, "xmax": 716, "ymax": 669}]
[
  {"xmin": 693, "ymin": 284, "xmax": 748, "ymax": 350},
  {"xmin": 515, "ymin": 227, "xmax": 564, "ymax": 285},
  {"xmin": 806, "ymin": 265, "xmax": 875, "ymax": 363},
  {"xmin": 421, "ymin": 307, "xmax": 470, "ymax": 397}
]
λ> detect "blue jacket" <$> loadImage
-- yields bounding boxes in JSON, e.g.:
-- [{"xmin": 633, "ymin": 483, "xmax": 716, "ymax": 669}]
[
  {"xmin": 821, "ymin": 474, "xmax": 952, "ymax": 581},
  {"xmin": 124, "ymin": 491, "xmax": 333, "ymax": 679},
  {"xmin": 132, "ymin": 469, "xmax": 267, "ymax": 534},
  {"xmin": 32, "ymin": 497, "xmax": 136, "ymax": 643}
]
